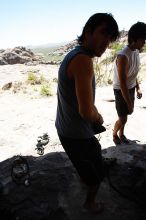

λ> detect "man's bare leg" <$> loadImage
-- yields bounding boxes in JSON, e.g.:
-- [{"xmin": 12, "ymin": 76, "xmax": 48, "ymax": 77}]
[
  {"xmin": 118, "ymin": 116, "xmax": 130, "ymax": 143},
  {"xmin": 83, "ymin": 184, "xmax": 104, "ymax": 213},
  {"xmin": 113, "ymin": 116, "xmax": 127, "ymax": 136},
  {"xmin": 113, "ymin": 116, "xmax": 127, "ymax": 144},
  {"xmin": 118, "ymin": 116, "xmax": 127, "ymax": 137}
]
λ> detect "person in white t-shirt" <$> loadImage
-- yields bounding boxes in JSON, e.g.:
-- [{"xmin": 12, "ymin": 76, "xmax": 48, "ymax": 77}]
[{"xmin": 113, "ymin": 22, "xmax": 146, "ymax": 145}]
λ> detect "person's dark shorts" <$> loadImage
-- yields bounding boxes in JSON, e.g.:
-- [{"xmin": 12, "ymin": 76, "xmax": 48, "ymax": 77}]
[
  {"xmin": 114, "ymin": 87, "xmax": 135, "ymax": 117},
  {"xmin": 58, "ymin": 135, "xmax": 104, "ymax": 186}
]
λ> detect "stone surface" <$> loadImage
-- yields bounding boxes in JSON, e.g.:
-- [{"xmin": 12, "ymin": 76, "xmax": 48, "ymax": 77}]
[
  {"xmin": 0, "ymin": 47, "xmax": 42, "ymax": 65},
  {"xmin": 0, "ymin": 144, "xmax": 146, "ymax": 220}
]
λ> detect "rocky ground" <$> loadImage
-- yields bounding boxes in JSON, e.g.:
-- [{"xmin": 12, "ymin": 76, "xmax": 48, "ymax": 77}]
[{"xmin": 0, "ymin": 64, "xmax": 146, "ymax": 219}]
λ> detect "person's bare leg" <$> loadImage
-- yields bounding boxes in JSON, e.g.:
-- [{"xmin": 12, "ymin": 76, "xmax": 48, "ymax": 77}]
[
  {"xmin": 83, "ymin": 184, "xmax": 104, "ymax": 213},
  {"xmin": 113, "ymin": 119, "xmax": 122, "ymax": 137},
  {"xmin": 118, "ymin": 116, "xmax": 130, "ymax": 143},
  {"xmin": 119, "ymin": 116, "xmax": 127, "ymax": 137},
  {"xmin": 113, "ymin": 116, "xmax": 127, "ymax": 144},
  {"xmin": 113, "ymin": 116, "xmax": 127, "ymax": 136}
]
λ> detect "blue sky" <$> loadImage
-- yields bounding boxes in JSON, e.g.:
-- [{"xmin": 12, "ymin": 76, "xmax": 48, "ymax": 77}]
[{"xmin": 0, "ymin": 0, "xmax": 146, "ymax": 48}]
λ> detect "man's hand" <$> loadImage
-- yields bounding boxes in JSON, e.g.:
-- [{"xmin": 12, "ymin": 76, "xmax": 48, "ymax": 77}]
[{"xmin": 136, "ymin": 89, "xmax": 142, "ymax": 99}]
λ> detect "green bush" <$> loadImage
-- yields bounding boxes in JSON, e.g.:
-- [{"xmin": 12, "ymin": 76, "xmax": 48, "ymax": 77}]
[
  {"xmin": 143, "ymin": 45, "xmax": 146, "ymax": 52},
  {"xmin": 110, "ymin": 42, "xmax": 124, "ymax": 54},
  {"xmin": 27, "ymin": 72, "xmax": 47, "ymax": 85},
  {"xmin": 27, "ymin": 72, "xmax": 38, "ymax": 85},
  {"xmin": 40, "ymin": 84, "xmax": 52, "ymax": 96}
]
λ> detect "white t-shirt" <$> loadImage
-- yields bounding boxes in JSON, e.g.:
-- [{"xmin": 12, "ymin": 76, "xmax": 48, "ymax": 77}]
[{"xmin": 113, "ymin": 46, "xmax": 140, "ymax": 89}]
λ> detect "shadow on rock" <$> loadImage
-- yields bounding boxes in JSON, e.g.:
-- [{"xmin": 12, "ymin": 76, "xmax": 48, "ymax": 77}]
[
  {"xmin": 0, "ymin": 152, "xmax": 72, "ymax": 220},
  {"xmin": 1, "ymin": 144, "xmax": 146, "ymax": 220}
]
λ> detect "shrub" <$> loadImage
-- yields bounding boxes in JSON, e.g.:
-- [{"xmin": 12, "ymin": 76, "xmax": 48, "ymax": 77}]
[
  {"xmin": 40, "ymin": 84, "xmax": 52, "ymax": 96},
  {"xmin": 143, "ymin": 45, "xmax": 146, "ymax": 52},
  {"xmin": 27, "ymin": 72, "xmax": 38, "ymax": 85},
  {"xmin": 27, "ymin": 72, "xmax": 48, "ymax": 85},
  {"xmin": 110, "ymin": 42, "xmax": 124, "ymax": 54}
]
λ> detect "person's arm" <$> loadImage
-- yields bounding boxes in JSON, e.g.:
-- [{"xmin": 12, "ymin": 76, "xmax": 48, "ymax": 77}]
[
  {"xmin": 67, "ymin": 54, "xmax": 103, "ymax": 124},
  {"xmin": 116, "ymin": 55, "xmax": 133, "ymax": 114},
  {"xmin": 136, "ymin": 78, "xmax": 142, "ymax": 99}
]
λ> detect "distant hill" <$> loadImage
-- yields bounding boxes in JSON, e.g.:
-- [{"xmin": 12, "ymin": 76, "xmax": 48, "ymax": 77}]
[
  {"xmin": 30, "ymin": 40, "xmax": 77, "ymax": 64},
  {"xmin": 27, "ymin": 41, "xmax": 69, "ymax": 49},
  {"xmin": 27, "ymin": 31, "xmax": 146, "ymax": 65}
]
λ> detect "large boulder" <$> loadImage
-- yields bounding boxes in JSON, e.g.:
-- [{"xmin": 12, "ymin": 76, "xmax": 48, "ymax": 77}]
[
  {"xmin": 0, "ymin": 46, "xmax": 42, "ymax": 65},
  {"xmin": 0, "ymin": 142, "xmax": 146, "ymax": 220}
]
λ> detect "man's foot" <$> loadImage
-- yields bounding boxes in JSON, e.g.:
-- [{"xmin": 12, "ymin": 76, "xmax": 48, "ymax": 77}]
[
  {"xmin": 103, "ymin": 157, "xmax": 117, "ymax": 166},
  {"xmin": 113, "ymin": 135, "xmax": 121, "ymax": 145},
  {"xmin": 120, "ymin": 135, "xmax": 130, "ymax": 144},
  {"xmin": 83, "ymin": 201, "xmax": 104, "ymax": 214},
  {"xmin": 102, "ymin": 157, "xmax": 117, "ymax": 176}
]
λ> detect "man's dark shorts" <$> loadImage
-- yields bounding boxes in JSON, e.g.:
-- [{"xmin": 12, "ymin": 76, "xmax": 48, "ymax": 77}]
[
  {"xmin": 58, "ymin": 135, "xmax": 104, "ymax": 186},
  {"xmin": 114, "ymin": 87, "xmax": 135, "ymax": 117}
]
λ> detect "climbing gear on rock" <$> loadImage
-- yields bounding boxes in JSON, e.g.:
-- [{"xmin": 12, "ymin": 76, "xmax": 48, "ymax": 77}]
[
  {"xmin": 35, "ymin": 133, "xmax": 49, "ymax": 155},
  {"xmin": 11, "ymin": 155, "xmax": 30, "ymax": 186}
]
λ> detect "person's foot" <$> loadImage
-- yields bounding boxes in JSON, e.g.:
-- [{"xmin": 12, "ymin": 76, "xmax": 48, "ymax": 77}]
[
  {"xmin": 119, "ymin": 135, "xmax": 130, "ymax": 144},
  {"xmin": 113, "ymin": 134, "xmax": 121, "ymax": 145},
  {"xmin": 103, "ymin": 157, "xmax": 117, "ymax": 166},
  {"xmin": 83, "ymin": 201, "xmax": 104, "ymax": 214},
  {"xmin": 102, "ymin": 157, "xmax": 117, "ymax": 176}
]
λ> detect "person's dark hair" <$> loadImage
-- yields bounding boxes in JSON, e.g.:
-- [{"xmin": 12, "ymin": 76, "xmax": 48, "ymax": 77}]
[
  {"xmin": 77, "ymin": 13, "xmax": 119, "ymax": 45},
  {"xmin": 128, "ymin": 22, "xmax": 146, "ymax": 44}
]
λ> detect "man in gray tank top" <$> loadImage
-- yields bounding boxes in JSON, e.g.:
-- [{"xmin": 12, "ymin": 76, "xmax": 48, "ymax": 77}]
[
  {"xmin": 113, "ymin": 22, "xmax": 146, "ymax": 145},
  {"xmin": 55, "ymin": 13, "xmax": 119, "ymax": 213}
]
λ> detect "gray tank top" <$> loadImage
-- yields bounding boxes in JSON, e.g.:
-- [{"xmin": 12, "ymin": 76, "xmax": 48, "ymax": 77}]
[{"xmin": 55, "ymin": 46, "xmax": 95, "ymax": 139}]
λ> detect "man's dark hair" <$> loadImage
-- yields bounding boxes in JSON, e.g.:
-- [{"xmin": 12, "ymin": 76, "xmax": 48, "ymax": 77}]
[
  {"xmin": 77, "ymin": 13, "xmax": 119, "ymax": 45},
  {"xmin": 128, "ymin": 22, "xmax": 146, "ymax": 44}
]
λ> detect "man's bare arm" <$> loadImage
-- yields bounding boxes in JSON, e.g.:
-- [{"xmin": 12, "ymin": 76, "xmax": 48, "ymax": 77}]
[
  {"xmin": 67, "ymin": 54, "xmax": 103, "ymax": 123},
  {"xmin": 136, "ymin": 78, "xmax": 142, "ymax": 99}
]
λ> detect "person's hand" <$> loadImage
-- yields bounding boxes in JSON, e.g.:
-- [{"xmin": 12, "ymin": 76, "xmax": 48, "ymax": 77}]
[
  {"xmin": 136, "ymin": 89, "xmax": 142, "ymax": 99},
  {"xmin": 127, "ymin": 102, "xmax": 133, "ymax": 114}
]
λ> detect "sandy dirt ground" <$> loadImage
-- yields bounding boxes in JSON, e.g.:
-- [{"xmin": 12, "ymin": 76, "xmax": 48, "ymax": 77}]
[{"xmin": 0, "ymin": 64, "xmax": 146, "ymax": 162}]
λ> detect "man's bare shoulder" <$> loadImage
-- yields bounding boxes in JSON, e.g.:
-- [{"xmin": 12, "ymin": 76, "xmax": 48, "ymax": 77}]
[
  {"xmin": 117, "ymin": 54, "xmax": 128, "ymax": 65},
  {"xmin": 71, "ymin": 53, "xmax": 92, "ymax": 65},
  {"xmin": 117, "ymin": 54, "xmax": 127, "ymax": 59},
  {"xmin": 67, "ymin": 53, "xmax": 93, "ymax": 78}
]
